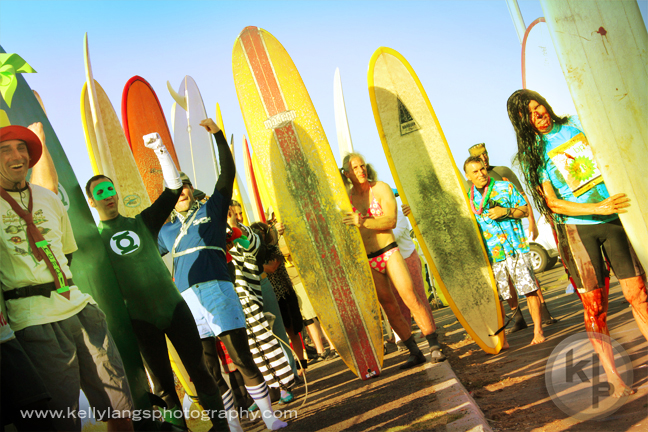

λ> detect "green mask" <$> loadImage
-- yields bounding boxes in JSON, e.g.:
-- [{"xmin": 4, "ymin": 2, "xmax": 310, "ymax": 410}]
[{"xmin": 92, "ymin": 181, "xmax": 116, "ymax": 201}]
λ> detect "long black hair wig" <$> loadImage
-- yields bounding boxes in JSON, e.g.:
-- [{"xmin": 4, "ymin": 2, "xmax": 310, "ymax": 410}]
[{"xmin": 507, "ymin": 89, "xmax": 569, "ymax": 221}]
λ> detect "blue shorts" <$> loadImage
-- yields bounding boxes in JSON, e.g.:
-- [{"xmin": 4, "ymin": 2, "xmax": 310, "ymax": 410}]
[{"xmin": 181, "ymin": 280, "xmax": 246, "ymax": 338}]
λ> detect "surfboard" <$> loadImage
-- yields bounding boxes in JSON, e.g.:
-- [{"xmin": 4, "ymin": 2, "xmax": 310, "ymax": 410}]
[
  {"xmin": 0, "ymin": 46, "xmax": 155, "ymax": 428},
  {"xmin": 82, "ymin": 34, "xmax": 150, "ymax": 217},
  {"xmin": 168, "ymin": 76, "xmax": 219, "ymax": 190},
  {"xmin": 80, "ymin": 80, "xmax": 151, "ymax": 217},
  {"xmin": 541, "ymin": 0, "xmax": 648, "ymax": 270},
  {"xmin": 334, "ymin": 68, "xmax": 354, "ymax": 160},
  {"xmin": 522, "ymin": 18, "xmax": 577, "ymax": 116},
  {"xmin": 233, "ymin": 26, "xmax": 383, "ymax": 379},
  {"xmin": 121, "ymin": 76, "xmax": 181, "ymax": 201},
  {"xmin": 243, "ymin": 135, "xmax": 266, "ymax": 223},
  {"xmin": 368, "ymin": 47, "xmax": 504, "ymax": 354},
  {"xmin": 251, "ymin": 149, "xmax": 272, "ymax": 213}
]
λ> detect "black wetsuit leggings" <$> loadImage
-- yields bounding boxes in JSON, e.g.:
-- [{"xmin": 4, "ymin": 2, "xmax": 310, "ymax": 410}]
[
  {"xmin": 202, "ymin": 327, "xmax": 265, "ymax": 396},
  {"xmin": 131, "ymin": 301, "xmax": 219, "ymax": 410}
]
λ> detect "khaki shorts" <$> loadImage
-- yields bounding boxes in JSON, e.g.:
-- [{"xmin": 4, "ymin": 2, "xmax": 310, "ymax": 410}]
[{"xmin": 15, "ymin": 303, "xmax": 133, "ymax": 431}]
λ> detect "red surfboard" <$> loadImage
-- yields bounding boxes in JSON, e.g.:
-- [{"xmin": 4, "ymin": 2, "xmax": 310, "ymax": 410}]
[
  {"xmin": 243, "ymin": 135, "xmax": 266, "ymax": 223},
  {"xmin": 122, "ymin": 76, "xmax": 181, "ymax": 201}
]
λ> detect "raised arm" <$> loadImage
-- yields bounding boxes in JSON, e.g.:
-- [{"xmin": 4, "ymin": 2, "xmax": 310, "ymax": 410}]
[
  {"xmin": 199, "ymin": 119, "xmax": 235, "ymax": 199},
  {"xmin": 140, "ymin": 133, "xmax": 183, "ymax": 235}
]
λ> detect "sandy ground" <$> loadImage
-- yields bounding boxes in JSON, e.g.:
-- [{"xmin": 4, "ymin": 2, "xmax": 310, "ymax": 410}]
[{"xmin": 443, "ymin": 264, "xmax": 648, "ymax": 432}]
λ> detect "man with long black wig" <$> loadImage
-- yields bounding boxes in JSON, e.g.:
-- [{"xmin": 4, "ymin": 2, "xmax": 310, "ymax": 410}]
[{"xmin": 507, "ymin": 89, "xmax": 647, "ymax": 397}]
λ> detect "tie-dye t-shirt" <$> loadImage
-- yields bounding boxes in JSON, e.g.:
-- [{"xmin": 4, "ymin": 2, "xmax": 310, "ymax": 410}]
[
  {"xmin": 469, "ymin": 180, "xmax": 529, "ymax": 263},
  {"xmin": 538, "ymin": 116, "xmax": 616, "ymax": 225}
]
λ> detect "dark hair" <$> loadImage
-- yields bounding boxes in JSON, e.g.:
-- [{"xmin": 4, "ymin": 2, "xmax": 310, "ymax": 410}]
[
  {"xmin": 85, "ymin": 174, "xmax": 113, "ymax": 198},
  {"xmin": 463, "ymin": 156, "xmax": 483, "ymax": 172},
  {"xmin": 507, "ymin": 89, "xmax": 569, "ymax": 221},
  {"xmin": 249, "ymin": 222, "xmax": 270, "ymax": 242},
  {"xmin": 230, "ymin": 199, "xmax": 241, "ymax": 208}
]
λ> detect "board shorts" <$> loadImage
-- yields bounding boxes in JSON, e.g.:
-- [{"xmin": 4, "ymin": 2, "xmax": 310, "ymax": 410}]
[
  {"xmin": 492, "ymin": 252, "xmax": 538, "ymax": 300},
  {"xmin": 15, "ymin": 303, "xmax": 133, "ymax": 432},
  {"xmin": 555, "ymin": 218, "xmax": 644, "ymax": 293},
  {"xmin": 367, "ymin": 242, "xmax": 399, "ymax": 274},
  {"xmin": 181, "ymin": 279, "xmax": 246, "ymax": 338}
]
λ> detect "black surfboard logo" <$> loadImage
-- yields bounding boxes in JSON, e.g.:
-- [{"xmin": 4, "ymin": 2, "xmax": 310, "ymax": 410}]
[{"xmin": 398, "ymin": 97, "xmax": 420, "ymax": 135}]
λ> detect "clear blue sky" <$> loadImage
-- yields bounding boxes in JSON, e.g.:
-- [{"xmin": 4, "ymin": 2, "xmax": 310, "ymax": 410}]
[{"xmin": 2, "ymin": 0, "xmax": 646, "ymax": 215}]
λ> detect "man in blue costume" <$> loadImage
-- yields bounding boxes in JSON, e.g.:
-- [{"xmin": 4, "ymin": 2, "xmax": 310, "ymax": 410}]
[{"xmin": 158, "ymin": 119, "xmax": 288, "ymax": 431}]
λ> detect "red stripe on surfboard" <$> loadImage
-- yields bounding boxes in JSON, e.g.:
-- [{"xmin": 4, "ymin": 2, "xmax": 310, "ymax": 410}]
[
  {"xmin": 521, "ymin": 17, "xmax": 546, "ymax": 90},
  {"xmin": 243, "ymin": 136, "xmax": 266, "ymax": 223},
  {"xmin": 239, "ymin": 27, "xmax": 379, "ymax": 378}
]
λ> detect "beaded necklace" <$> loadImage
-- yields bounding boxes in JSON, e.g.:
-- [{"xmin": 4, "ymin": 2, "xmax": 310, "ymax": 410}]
[{"xmin": 470, "ymin": 178, "xmax": 494, "ymax": 215}]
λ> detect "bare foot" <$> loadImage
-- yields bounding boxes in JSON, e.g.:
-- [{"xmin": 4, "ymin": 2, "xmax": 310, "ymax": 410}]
[
  {"xmin": 530, "ymin": 333, "xmax": 546, "ymax": 345},
  {"xmin": 501, "ymin": 339, "xmax": 510, "ymax": 350},
  {"xmin": 610, "ymin": 381, "xmax": 636, "ymax": 398}
]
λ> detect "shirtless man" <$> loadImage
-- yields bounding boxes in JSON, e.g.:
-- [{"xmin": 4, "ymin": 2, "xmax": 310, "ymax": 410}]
[{"xmin": 341, "ymin": 153, "xmax": 445, "ymax": 368}]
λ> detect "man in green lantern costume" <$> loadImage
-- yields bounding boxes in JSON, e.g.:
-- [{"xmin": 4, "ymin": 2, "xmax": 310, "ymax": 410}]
[{"xmin": 85, "ymin": 129, "xmax": 227, "ymax": 431}]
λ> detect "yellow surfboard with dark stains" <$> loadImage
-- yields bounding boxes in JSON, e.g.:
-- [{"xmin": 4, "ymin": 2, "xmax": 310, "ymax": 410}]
[
  {"xmin": 233, "ymin": 26, "xmax": 383, "ymax": 380},
  {"xmin": 369, "ymin": 47, "xmax": 504, "ymax": 354}
]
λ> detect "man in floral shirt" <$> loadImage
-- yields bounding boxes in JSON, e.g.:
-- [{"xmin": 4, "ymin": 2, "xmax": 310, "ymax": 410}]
[{"xmin": 464, "ymin": 156, "xmax": 544, "ymax": 345}]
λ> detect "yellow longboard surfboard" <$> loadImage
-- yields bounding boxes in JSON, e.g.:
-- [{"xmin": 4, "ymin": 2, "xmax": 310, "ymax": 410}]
[
  {"xmin": 368, "ymin": 47, "xmax": 504, "ymax": 354},
  {"xmin": 541, "ymin": 0, "xmax": 648, "ymax": 270},
  {"xmin": 233, "ymin": 26, "xmax": 383, "ymax": 379},
  {"xmin": 81, "ymin": 34, "xmax": 150, "ymax": 216}
]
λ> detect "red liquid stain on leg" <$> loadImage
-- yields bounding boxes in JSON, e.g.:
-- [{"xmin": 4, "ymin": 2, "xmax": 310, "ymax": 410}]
[
  {"xmin": 621, "ymin": 276, "xmax": 648, "ymax": 324},
  {"xmin": 581, "ymin": 288, "xmax": 609, "ymax": 335}
]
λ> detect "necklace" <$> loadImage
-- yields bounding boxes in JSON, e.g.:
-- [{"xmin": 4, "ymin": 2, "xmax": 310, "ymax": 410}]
[{"xmin": 470, "ymin": 178, "xmax": 493, "ymax": 215}]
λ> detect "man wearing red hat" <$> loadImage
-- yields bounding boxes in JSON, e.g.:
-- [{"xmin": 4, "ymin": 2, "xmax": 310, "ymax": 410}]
[{"xmin": 0, "ymin": 124, "xmax": 134, "ymax": 432}]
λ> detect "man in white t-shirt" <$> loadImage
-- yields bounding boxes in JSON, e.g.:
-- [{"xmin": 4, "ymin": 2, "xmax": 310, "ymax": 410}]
[{"xmin": 0, "ymin": 124, "xmax": 134, "ymax": 432}]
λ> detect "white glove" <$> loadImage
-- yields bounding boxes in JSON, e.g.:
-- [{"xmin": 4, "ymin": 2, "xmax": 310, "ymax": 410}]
[
  {"xmin": 143, "ymin": 133, "xmax": 182, "ymax": 190},
  {"xmin": 143, "ymin": 133, "xmax": 165, "ymax": 152}
]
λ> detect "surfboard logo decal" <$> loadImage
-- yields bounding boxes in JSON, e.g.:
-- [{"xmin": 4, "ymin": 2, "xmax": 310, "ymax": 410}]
[
  {"xmin": 264, "ymin": 110, "xmax": 296, "ymax": 129},
  {"xmin": 110, "ymin": 230, "xmax": 140, "ymax": 255},
  {"xmin": 397, "ymin": 97, "xmax": 420, "ymax": 135},
  {"xmin": 123, "ymin": 194, "xmax": 141, "ymax": 208}
]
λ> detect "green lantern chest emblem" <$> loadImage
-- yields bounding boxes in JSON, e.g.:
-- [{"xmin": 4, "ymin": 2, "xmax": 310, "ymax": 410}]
[{"xmin": 110, "ymin": 230, "xmax": 141, "ymax": 255}]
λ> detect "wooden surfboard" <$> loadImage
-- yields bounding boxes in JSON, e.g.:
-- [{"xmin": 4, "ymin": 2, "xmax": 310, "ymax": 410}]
[
  {"xmin": 0, "ymin": 46, "xmax": 155, "ymax": 426},
  {"xmin": 334, "ymin": 68, "xmax": 354, "ymax": 160},
  {"xmin": 368, "ymin": 47, "xmax": 504, "ymax": 354},
  {"xmin": 168, "ymin": 76, "xmax": 219, "ymax": 190},
  {"xmin": 82, "ymin": 34, "xmax": 150, "ymax": 217},
  {"xmin": 522, "ymin": 18, "xmax": 577, "ymax": 116},
  {"xmin": 233, "ymin": 26, "xmax": 383, "ymax": 379},
  {"xmin": 243, "ymin": 135, "xmax": 266, "ymax": 223},
  {"xmin": 541, "ymin": 0, "xmax": 648, "ymax": 270},
  {"xmin": 122, "ymin": 76, "xmax": 181, "ymax": 201}
]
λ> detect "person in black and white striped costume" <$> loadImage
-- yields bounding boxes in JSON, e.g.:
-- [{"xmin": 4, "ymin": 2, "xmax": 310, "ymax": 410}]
[{"xmin": 227, "ymin": 221, "xmax": 296, "ymax": 409}]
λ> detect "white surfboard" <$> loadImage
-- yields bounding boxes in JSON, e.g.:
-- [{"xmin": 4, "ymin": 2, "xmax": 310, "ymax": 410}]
[
  {"xmin": 541, "ymin": 0, "xmax": 648, "ymax": 270},
  {"xmin": 334, "ymin": 68, "xmax": 354, "ymax": 160},
  {"xmin": 168, "ymin": 76, "xmax": 219, "ymax": 191}
]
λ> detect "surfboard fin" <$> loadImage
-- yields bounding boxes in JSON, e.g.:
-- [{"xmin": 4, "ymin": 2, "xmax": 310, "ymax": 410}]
[{"xmin": 166, "ymin": 80, "xmax": 187, "ymax": 111}]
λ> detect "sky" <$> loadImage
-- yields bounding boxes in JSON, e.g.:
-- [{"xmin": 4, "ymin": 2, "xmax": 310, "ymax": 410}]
[{"xmin": 1, "ymin": 0, "xmax": 647, "ymax": 219}]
